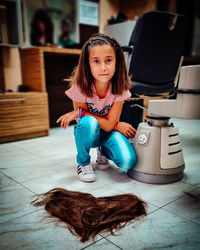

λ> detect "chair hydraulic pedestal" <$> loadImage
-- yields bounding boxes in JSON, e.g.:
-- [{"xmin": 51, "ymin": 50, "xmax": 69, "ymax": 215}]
[
  {"xmin": 128, "ymin": 117, "xmax": 185, "ymax": 184},
  {"xmin": 128, "ymin": 65, "xmax": 200, "ymax": 184}
]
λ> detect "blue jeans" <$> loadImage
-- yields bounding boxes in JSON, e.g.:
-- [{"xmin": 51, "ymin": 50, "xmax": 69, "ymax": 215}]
[{"xmin": 74, "ymin": 116, "xmax": 137, "ymax": 170}]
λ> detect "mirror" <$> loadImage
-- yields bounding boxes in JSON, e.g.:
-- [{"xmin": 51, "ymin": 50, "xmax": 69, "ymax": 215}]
[{"xmin": 22, "ymin": 0, "xmax": 78, "ymax": 47}]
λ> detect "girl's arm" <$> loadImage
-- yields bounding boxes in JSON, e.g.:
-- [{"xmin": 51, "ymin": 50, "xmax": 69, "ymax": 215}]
[
  {"xmin": 81, "ymin": 101, "xmax": 136, "ymax": 138},
  {"xmin": 57, "ymin": 101, "xmax": 136, "ymax": 138},
  {"xmin": 82, "ymin": 101, "xmax": 123, "ymax": 132},
  {"xmin": 74, "ymin": 101, "xmax": 135, "ymax": 138},
  {"xmin": 56, "ymin": 102, "xmax": 88, "ymax": 129}
]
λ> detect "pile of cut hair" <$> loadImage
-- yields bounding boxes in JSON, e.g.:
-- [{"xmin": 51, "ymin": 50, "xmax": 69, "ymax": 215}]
[{"xmin": 32, "ymin": 188, "xmax": 147, "ymax": 242}]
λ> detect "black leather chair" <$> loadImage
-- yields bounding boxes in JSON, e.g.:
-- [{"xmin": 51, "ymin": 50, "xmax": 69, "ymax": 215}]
[
  {"xmin": 120, "ymin": 10, "xmax": 188, "ymax": 130},
  {"xmin": 124, "ymin": 11, "xmax": 195, "ymax": 184},
  {"xmin": 128, "ymin": 10, "xmax": 188, "ymax": 95}
]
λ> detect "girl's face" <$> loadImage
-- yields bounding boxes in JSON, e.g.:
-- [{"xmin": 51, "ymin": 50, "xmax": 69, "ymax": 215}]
[{"xmin": 89, "ymin": 44, "xmax": 116, "ymax": 86}]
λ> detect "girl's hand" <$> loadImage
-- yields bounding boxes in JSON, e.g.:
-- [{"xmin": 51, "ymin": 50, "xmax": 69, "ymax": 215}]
[
  {"xmin": 117, "ymin": 122, "xmax": 136, "ymax": 139},
  {"xmin": 56, "ymin": 110, "xmax": 78, "ymax": 129}
]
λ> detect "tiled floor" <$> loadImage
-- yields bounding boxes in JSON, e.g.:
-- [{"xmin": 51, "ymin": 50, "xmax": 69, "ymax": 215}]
[{"xmin": 0, "ymin": 118, "xmax": 200, "ymax": 250}]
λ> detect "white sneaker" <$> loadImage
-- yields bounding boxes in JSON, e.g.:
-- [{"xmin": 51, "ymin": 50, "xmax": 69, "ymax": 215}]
[
  {"xmin": 96, "ymin": 146, "xmax": 110, "ymax": 170},
  {"xmin": 77, "ymin": 164, "xmax": 96, "ymax": 182}
]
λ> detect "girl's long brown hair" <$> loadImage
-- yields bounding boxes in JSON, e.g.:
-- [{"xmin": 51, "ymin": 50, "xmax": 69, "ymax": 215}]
[
  {"xmin": 70, "ymin": 33, "xmax": 131, "ymax": 97},
  {"xmin": 32, "ymin": 188, "xmax": 146, "ymax": 242}
]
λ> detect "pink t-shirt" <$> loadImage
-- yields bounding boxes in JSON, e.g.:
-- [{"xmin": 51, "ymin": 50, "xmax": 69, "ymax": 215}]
[{"xmin": 65, "ymin": 84, "xmax": 131, "ymax": 117}]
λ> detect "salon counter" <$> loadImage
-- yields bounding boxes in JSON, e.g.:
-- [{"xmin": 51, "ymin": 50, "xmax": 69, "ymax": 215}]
[
  {"xmin": 20, "ymin": 46, "xmax": 81, "ymax": 127},
  {"xmin": 0, "ymin": 92, "xmax": 49, "ymax": 143},
  {"xmin": 20, "ymin": 46, "xmax": 81, "ymax": 92}
]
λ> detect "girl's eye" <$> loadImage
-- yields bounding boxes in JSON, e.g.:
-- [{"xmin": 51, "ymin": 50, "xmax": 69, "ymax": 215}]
[
  {"xmin": 94, "ymin": 60, "xmax": 99, "ymax": 64},
  {"xmin": 106, "ymin": 58, "xmax": 112, "ymax": 63}
]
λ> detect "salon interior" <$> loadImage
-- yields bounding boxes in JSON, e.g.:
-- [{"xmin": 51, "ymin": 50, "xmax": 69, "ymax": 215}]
[{"xmin": 0, "ymin": 0, "xmax": 200, "ymax": 249}]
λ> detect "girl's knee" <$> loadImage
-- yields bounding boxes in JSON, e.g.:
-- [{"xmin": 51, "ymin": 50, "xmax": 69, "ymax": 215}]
[
  {"xmin": 104, "ymin": 131, "xmax": 137, "ymax": 171},
  {"xmin": 118, "ymin": 148, "xmax": 137, "ymax": 171},
  {"xmin": 125, "ymin": 150, "xmax": 137, "ymax": 170},
  {"xmin": 76, "ymin": 116, "xmax": 99, "ymax": 134}
]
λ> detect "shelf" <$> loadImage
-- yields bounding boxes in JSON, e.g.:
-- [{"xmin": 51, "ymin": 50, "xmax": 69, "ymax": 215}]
[{"xmin": 0, "ymin": 43, "xmax": 19, "ymax": 48}]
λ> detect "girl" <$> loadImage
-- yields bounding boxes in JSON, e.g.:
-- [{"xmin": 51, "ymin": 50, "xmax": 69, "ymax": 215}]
[{"xmin": 57, "ymin": 33, "xmax": 137, "ymax": 182}]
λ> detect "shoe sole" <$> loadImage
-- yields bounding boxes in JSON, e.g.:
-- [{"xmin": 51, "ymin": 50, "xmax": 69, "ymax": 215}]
[
  {"xmin": 96, "ymin": 163, "xmax": 110, "ymax": 170},
  {"xmin": 78, "ymin": 176, "xmax": 96, "ymax": 182}
]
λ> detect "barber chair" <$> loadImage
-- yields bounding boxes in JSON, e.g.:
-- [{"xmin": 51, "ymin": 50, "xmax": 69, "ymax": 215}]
[{"xmin": 123, "ymin": 11, "xmax": 200, "ymax": 184}]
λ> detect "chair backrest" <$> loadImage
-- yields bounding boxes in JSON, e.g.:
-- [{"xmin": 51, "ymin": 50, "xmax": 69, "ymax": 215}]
[{"xmin": 128, "ymin": 11, "xmax": 188, "ymax": 95}]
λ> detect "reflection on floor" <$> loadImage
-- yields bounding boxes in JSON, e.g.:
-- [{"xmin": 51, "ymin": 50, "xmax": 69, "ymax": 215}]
[{"xmin": 0, "ymin": 119, "xmax": 200, "ymax": 250}]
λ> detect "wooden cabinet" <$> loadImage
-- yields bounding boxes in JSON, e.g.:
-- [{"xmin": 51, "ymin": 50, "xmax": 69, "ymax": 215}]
[
  {"xmin": 0, "ymin": 46, "xmax": 81, "ymax": 142},
  {"xmin": 20, "ymin": 47, "xmax": 81, "ymax": 92},
  {"xmin": 0, "ymin": 92, "xmax": 49, "ymax": 143},
  {"xmin": 20, "ymin": 47, "xmax": 81, "ymax": 127},
  {"xmin": 0, "ymin": 46, "xmax": 22, "ymax": 92}
]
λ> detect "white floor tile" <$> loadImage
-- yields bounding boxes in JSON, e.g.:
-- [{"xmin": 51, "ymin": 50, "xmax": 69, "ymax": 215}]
[
  {"xmin": 21, "ymin": 170, "xmax": 107, "ymax": 195},
  {"xmin": 106, "ymin": 208, "xmax": 200, "ymax": 250},
  {"xmin": 182, "ymin": 154, "xmax": 200, "ymax": 186},
  {"xmin": 0, "ymin": 157, "xmax": 66, "ymax": 183},
  {"xmin": 0, "ymin": 147, "xmax": 39, "ymax": 167},
  {"xmin": 93, "ymin": 164, "xmax": 131, "ymax": 185},
  {"xmin": 163, "ymin": 187, "xmax": 200, "ymax": 225},
  {"xmin": 83, "ymin": 238, "xmax": 121, "ymax": 250},
  {"xmin": 0, "ymin": 209, "xmax": 102, "ymax": 250},
  {"xmin": 0, "ymin": 172, "xmax": 16, "ymax": 187},
  {"xmin": 16, "ymin": 141, "xmax": 76, "ymax": 160},
  {"xmin": 0, "ymin": 182, "xmax": 38, "ymax": 224},
  {"xmin": 0, "ymin": 120, "xmax": 200, "ymax": 249},
  {"xmin": 113, "ymin": 179, "xmax": 196, "ymax": 207}
]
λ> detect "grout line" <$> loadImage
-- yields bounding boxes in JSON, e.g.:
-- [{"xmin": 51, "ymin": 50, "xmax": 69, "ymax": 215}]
[
  {"xmin": 0, "ymin": 170, "xmax": 14, "ymax": 180},
  {"xmin": 0, "ymin": 171, "xmax": 41, "ymax": 195},
  {"xmin": 18, "ymin": 182, "xmax": 45, "ymax": 196},
  {"xmin": 161, "ymin": 207, "xmax": 200, "ymax": 227},
  {"xmin": 80, "ymin": 238, "xmax": 104, "ymax": 250},
  {"xmin": 0, "ymin": 171, "xmax": 35, "ymax": 190},
  {"xmin": 0, "ymin": 167, "xmax": 68, "ymax": 189},
  {"xmin": 103, "ymin": 238, "xmax": 124, "ymax": 250},
  {"xmin": 0, "ymin": 207, "xmax": 43, "ymax": 226},
  {"xmin": 155, "ymin": 187, "xmax": 200, "ymax": 227},
  {"xmin": 99, "ymin": 205, "xmax": 162, "ymax": 240},
  {"xmin": 81, "ymin": 236, "xmax": 123, "ymax": 250},
  {"xmin": 181, "ymin": 180, "xmax": 200, "ymax": 187},
  {"xmin": 159, "ymin": 186, "xmax": 200, "ymax": 209},
  {"xmin": 19, "ymin": 168, "xmax": 68, "ymax": 184},
  {"xmin": 100, "ymin": 191, "xmax": 200, "ymax": 239}
]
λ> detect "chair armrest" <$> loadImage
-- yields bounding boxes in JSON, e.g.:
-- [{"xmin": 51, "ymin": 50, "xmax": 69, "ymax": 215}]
[{"xmin": 121, "ymin": 46, "xmax": 133, "ymax": 54}]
